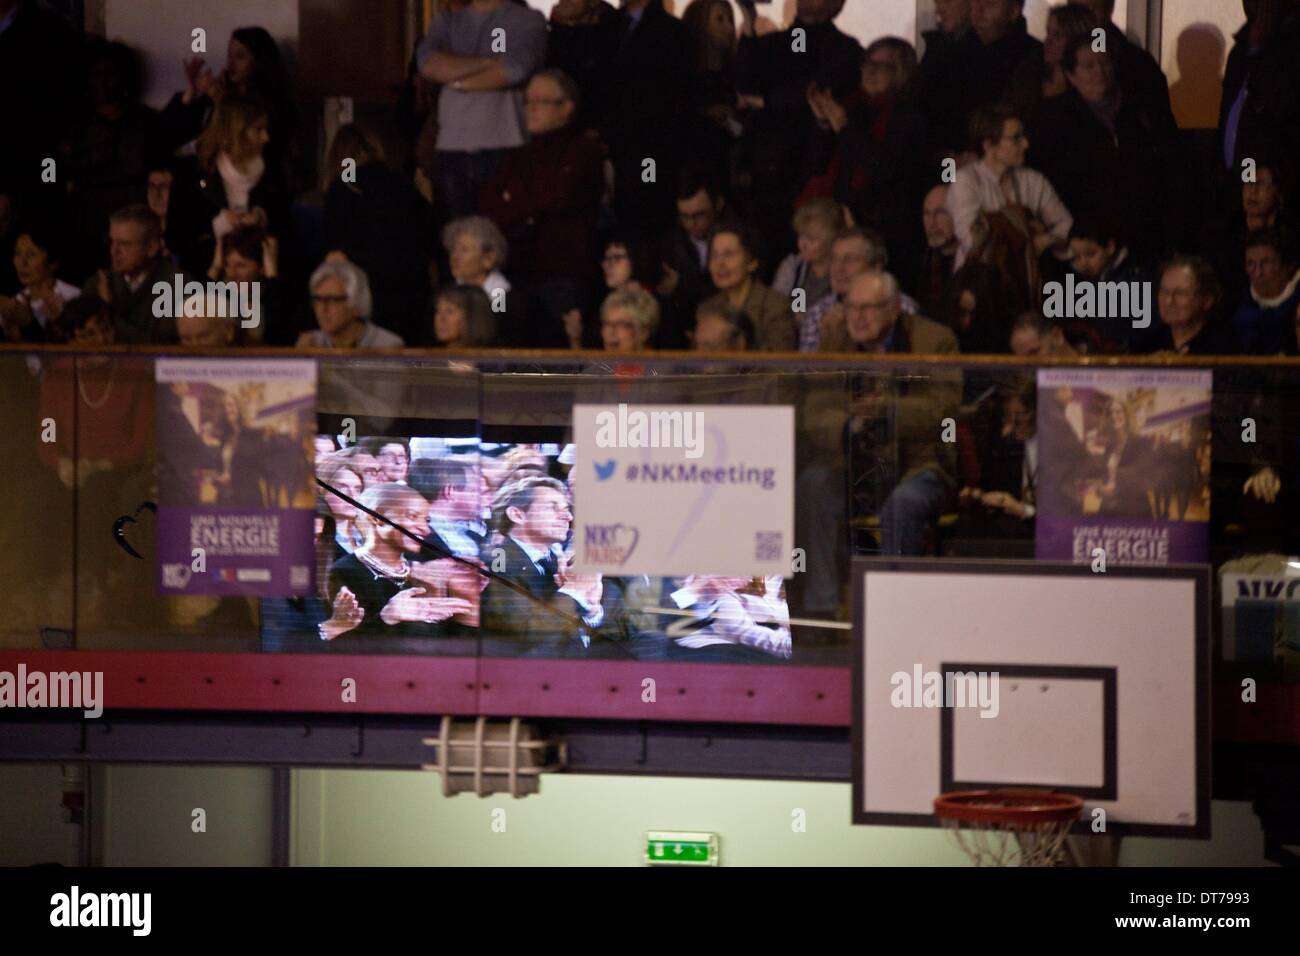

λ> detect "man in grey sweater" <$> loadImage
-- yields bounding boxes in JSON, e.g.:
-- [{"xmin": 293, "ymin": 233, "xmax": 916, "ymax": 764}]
[{"xmin": 417, "ymin": 0, "xmax": 548, "ymax": 220}]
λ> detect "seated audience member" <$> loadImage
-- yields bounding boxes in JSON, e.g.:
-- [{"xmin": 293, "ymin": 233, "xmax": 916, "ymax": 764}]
[
  {"xmin": 698, "ymin": 222, "xmax": 795, "ymax": 351},
  {"xmin": 941, "ymin": 259, "xmax": 1012, "ymax": 354},
  {"xmin": 1205, "ymin": 161, "xmax": 1293, "ymax": 308},
  {"xmin": 316, "ymin": 454, "xmax": 366, "ymax": 561},
  {"xmin": 577, "ymin": 234, "xmax": 666, "ymax": 348},
  {"xmin": 658, "ymin": 171, "xmax": 727, "ymax": 347},
  {"xmin": 948, "ymin": 104, "xmax": 1072, "ymax": 311},
  {"xmin": 480, "ymin": 475, "xmax": 603, "ymax": 651},
  {"xmin": 434, "ymin": 284, "xmax": 496, "ymax": 348},
  {"xmin": 442, "ymin": 215, "xmax": 524, "ymax": 343},
  {"xmin": 145, "ymin": 162, "xmax": 176, "ymax": 247},
  {"xmin": 84, "ymin": 203, "xmax": 187, "ymax": 344},
  {"xmin": 480, "ymin": 69, "xmax": 604, "ymax": 348},
  {"xmin": 803, "ymin": 226, "xmax": 917, "ymax": 351},
  {"xmin": 1140, "ymin": 255, "xmax": 1239, "ymax": 355},
  {"xmin": 207, "ymin": 223, "xmax": 277, "ymax": 343},
  {"xmin": 408, "ymin": 457, "xmax": 485, "ymax": 561},
  {"xmin": 1030, "ymin": 35, "xmax": 1182, "ymax": 265},
  {"xmin": 319, "ymin": 483, "xmax": 473, "ymax": 644},
  {"xmin": 691, "ymin": 300, "xmax": 755, "ymax": 351},
  {"xmin": 0, "ymin": 225, "xmax": 80, "ymax": 341},
  {"xmin": 600, "ymin": 285, "xmax": 659, "ymax": 353},
  {"xmin": 770, "ymin": 197, "xmax": 846, "ymax": 306},
  {"xmin": 324, "ymin": 123, "xmax": 435, "ymax": 348},
  {"xmin": 919, "ymin": 0, "xmax": 1042, "ymax": 158},
  {"xmin": 957, "ymin": 377, "xmax": 1037, "ymax": 542},
  {"xmin": 167, "ymin": 92, "xmax": 288, "ymax": 278},
  {"xmin": 415, "ymin": 0, "xmax": 548, "ymax": 221},
  {"xmin": 802, "ymin": 37, "xmax": 926, "ymax": 279},
  {"xmin": 1009, "ymin": 311, "xmax": 1078, "ymax": 357},
  {"xmin": 176, "ymin": 311, "xmax": 238, "ymax": 348},
  {"xmin": 1061, "ymin": 213, "xmax": 1151, "ymax": 353},
  {"xmin": 667, "ymin": 575, "xmax": 792, "ymax": 662},
  {"xmin": 820, "ymin": 271, "xmax": 962, "ymax": 555},
  {"xmin": 916, "ymin": 183, "xmax": 959, "ymax": 317},
  {"xmin": 296, "ymin": 260, "xmax": 404, "ymax": 349},
  {"xmin": 1233, "ymin": 228, "xmax": 1300, "ymax": 354}
]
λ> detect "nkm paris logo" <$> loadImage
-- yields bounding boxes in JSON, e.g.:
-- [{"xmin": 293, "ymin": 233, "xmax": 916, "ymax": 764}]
[
  {"xmin": 595, "ymin": 404, "xmax": 704, "ymax": 460},
  {"xmin": 584, "ymin": 523, "xmax": 639, "ymax": 566}
]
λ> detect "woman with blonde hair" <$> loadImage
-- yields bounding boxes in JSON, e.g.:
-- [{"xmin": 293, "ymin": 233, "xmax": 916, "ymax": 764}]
[{"xmin": 167, "ymin": 92, "xmax": 289, "ymax": 277}]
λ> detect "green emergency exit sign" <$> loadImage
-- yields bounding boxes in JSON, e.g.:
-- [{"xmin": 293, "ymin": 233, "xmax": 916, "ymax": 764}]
[{"xmin": 645, "ymin": 831, "xmax": 719, "ymax": 866}]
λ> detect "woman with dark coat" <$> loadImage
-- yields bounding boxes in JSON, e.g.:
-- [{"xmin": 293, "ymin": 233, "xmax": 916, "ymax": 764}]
[{"xmin": 165, "ymin": 93, "xmax": 290, "ymax": 279}]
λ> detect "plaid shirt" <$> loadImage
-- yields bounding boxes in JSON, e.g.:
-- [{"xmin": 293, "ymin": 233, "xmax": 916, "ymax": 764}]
[{"xmin": 800, "ymin": 289, "xmax": 920, "ymax": 351}]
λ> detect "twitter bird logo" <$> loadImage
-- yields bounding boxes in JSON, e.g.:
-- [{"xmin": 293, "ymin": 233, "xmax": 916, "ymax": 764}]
[{"xmin": 594, "ymin": 459, "xmax": 616, "ymax": 481}]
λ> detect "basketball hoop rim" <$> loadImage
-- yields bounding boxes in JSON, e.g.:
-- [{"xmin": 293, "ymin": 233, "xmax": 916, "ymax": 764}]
[{"xmin": 934, "ymin": 789, "xmax": 1085, "ymax": 828}]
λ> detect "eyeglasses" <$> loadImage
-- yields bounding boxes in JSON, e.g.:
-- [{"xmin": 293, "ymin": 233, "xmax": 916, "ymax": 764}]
[
  {"xmin": 312, "ymin": 294, "xmax": 349, "ymax": 305},
  {"xmin": 845, "ymin": 299, "xmax": 894, "ymax": 314}
]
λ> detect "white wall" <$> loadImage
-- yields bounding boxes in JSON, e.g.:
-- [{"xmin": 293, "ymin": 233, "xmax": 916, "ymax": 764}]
[{"xmin": 104, "ymin": 0, "xmax": 299, "ymax": 109}]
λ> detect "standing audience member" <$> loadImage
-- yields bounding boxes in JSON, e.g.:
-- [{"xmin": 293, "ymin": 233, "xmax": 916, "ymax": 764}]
[
  {"xmin": 207, "ymin": 224, "xmax": 279, "ymax": 343},
  {"xmin": 1030, "ymin": 36, "xmax": 1183, "ymax": 265},
  {"xmin": 1006, "ymin": 2, "xmax": 1098, "ymax": 113},
  {"xmin": 167, "ymin": 93, "xmax": 288, "ymax": 278},
  {"xmin": 325, "ymin": 124, "xmax": 435, "ymax": 347},
  {"xmin": 164, "ymin": 27, "xmax": 298, "ymax": 181},
  {"xmin": 1219, "ymin": 0, "xmax": 1300, "ymax": 173},
  {"xmin": 699, "ymin": 222, "xmax": 795, "ymax": 351},
  {"xmin": 680, "ymin": 0, "xmax": 742, "ymax": 183},
  {"xmin": 601, "ymin": 0, "xmax": 689, "ymax": 236},
  {"xmin": 1068, "ymin": 0, "xmax": 1173, "ymax": 121},
  {"xmin": 480, "ymin": 69, "xmax": 605, "ymax": 347},
  {"xmin": 803, "ymin": 37, "xmax": 927, "ymax": 278},
  {"xmin": 920, "ymin": 0, "xmax": 1042, "ymax": 158},
  {"xmin": 545, "ymin": 0, "xmax": 622, "ymax": 134},
  {"xmin": 737, "ymin": 0, "xmax": 861, "ymax": 257},
  {"xmin": 417, "ymin": 0, "xmax": 548, "ymax": 220},
  {"xmin": 297, "ymin": 260, "xmax": 404, "ymax": 349}
]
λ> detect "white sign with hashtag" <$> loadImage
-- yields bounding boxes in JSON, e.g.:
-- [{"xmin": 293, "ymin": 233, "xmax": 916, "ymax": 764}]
[{"xmin": 572, "ymin": 404, "xmax": 794, "ymax": 575}]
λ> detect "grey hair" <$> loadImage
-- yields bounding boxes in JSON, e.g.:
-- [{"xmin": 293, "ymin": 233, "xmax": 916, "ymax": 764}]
[
  {"xmin": 600, "ymin": 285, "xmax": 661, "ymax": 338},
  {"xmin": 442, "ymin": 215, "xmax": 509, "ymax": 269},
  {"xmin": 309, "ymin": 260, "xmax": 373, "ymax": 319}
]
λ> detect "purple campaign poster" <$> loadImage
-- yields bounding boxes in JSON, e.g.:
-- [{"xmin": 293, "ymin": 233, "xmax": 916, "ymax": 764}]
[
  {"xmin": 155, "ymin": 358, "xmax": 317, "ymax": 596},
  {"xmin": 1036, "ymin": 368, "xmax": 1212, "ymax": 566}
]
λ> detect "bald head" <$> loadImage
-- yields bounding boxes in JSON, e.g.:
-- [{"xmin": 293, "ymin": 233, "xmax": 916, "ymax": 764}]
[{"xmin": 177, "ymin": 312, "xmax": 236, "ymax": 347}]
